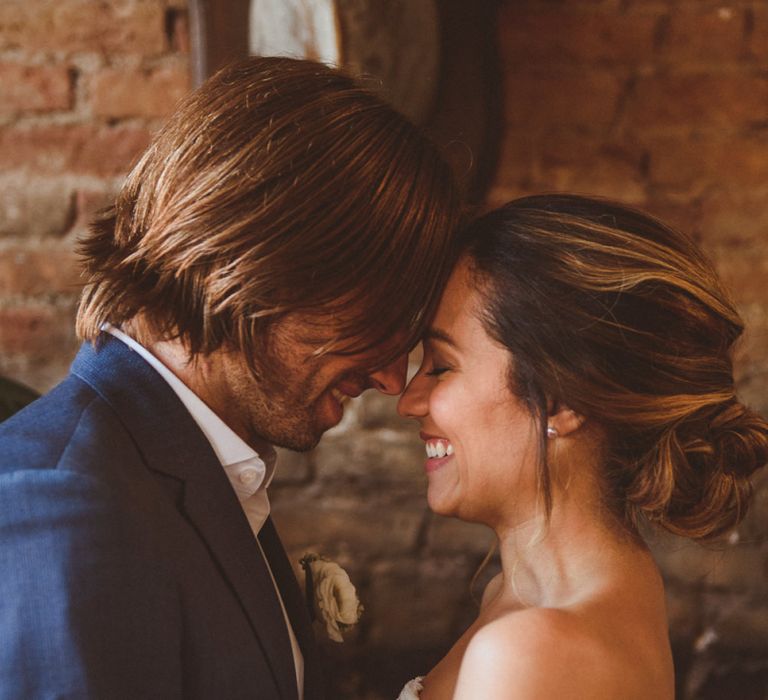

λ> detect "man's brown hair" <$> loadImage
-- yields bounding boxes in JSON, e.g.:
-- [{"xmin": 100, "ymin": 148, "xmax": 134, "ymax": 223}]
[{"xmin": 77, "ymin": 56, "xmax": 461, "ymax": 372}]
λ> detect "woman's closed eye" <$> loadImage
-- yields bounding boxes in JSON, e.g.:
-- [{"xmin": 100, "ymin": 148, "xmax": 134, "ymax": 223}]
[{"xmin": 425, "ymin": 365, "xmax": 451, "ymax": 377}]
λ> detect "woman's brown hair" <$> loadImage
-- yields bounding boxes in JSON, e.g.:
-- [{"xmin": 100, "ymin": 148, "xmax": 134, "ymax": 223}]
[
  {"xmin": 462, "ymin": 194, "xmax": 768, "ymax": 541},
  {"xmin": 77, "ymin": 56, "xmax": 461, "ymax": 372}
]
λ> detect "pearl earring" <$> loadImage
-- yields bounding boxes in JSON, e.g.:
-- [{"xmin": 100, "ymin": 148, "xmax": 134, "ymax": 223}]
[{"xmin": 546, "ymin": 425, "xmax": 558, "ymax": 439}]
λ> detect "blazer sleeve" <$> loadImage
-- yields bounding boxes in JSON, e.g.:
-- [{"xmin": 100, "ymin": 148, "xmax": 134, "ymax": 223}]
[{"xmin": 0, "ymin": 468, "xmax": 182, "ymax": 699}]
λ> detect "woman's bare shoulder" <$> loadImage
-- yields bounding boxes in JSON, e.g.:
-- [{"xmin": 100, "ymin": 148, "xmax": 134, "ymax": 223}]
[
  {"xmin": 469, "ymin": 606, "xmax": 594, "ymax": 661},
  {"xmin": 452, "ymin": 608, "xmax": 614, "ymax": 700}
]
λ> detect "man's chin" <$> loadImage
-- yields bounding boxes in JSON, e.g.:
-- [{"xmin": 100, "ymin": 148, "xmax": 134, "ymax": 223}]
[
  {"xmin": 252, "ymin": 407, "xmax": 336, "ymax": 453},
  {"xmin": 268, "ymin": 424, "xmax": 325, "ymax": 453},
  {"xmin": 282, "ymin": 436, "xmax": 322, "ymax": 453}
]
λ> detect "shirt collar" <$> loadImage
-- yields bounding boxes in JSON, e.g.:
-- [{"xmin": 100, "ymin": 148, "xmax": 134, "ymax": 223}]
[{"xmin": 103, "ymin": 324, "xmax": 275, "ymax": 501}]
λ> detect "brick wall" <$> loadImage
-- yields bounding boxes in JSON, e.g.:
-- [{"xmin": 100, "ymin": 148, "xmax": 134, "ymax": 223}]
[
  {"xmin": 0, "ymin": 0, "xmax": 189, "ymax": 387},
  {"xmin": 303, "ymin": 2, "xmax": 768, "ymax": 697},
  {"xmin": 489, "ymin": 7, "xmax": 768, "ymax": 694},
  {"xmin": 1, "ymin": 1, "xmax": 766, "ymax": 699}
]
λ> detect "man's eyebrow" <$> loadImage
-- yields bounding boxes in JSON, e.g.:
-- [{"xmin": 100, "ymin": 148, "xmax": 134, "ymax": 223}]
[{"xmin": 424, "ymin": 327, "xmax": 458, "ymax": 348}]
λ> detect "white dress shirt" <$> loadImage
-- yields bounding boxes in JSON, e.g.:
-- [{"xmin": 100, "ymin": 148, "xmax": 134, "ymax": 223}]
[{"xmin": 104, "ymin": 325, "xmax": 304, "ymax": 699}]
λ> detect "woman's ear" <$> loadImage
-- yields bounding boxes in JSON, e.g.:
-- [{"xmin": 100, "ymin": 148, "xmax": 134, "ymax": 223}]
[{"xmin": 546, "ymin": 401, "xmax": 585, "ymax": 439}]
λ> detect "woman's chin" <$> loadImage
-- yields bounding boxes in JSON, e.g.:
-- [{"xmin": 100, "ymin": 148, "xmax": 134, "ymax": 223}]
[{"xmin": 426, "ymin": 488, "xmax": 461, "ymax": 519}]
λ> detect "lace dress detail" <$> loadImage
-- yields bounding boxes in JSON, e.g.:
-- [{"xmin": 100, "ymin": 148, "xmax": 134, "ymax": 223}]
[{"xmin": 397, "ymin": 676, "xmax": 424, "ymax": 700}]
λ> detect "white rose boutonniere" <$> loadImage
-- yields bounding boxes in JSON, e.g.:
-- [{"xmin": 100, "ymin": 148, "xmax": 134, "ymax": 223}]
[{"xmin": 300, "ymin": 554, "xmax": 363, "ymax": 643}]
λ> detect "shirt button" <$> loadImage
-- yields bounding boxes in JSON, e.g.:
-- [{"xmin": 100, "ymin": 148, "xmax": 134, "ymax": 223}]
[{"xmin": 239, "ymin": 469, "xmax": 258, "ymax": 485}]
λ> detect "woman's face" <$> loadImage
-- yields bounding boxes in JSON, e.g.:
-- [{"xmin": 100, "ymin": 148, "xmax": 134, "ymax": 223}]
[{"xmin": 398, "ymin": 258, "xmax": 541, "ymax": 529}]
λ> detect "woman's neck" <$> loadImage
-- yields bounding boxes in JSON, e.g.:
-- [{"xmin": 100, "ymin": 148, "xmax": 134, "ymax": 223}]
[{"xmin": 490, "ymin": 469, "xmax": 654, "ymax": 610}]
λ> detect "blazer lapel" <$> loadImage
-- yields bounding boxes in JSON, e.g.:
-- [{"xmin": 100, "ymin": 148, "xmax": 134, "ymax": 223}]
[
  {"xmin": 259, "ymin": 518, "xmax": 325, "ymax": 699},
  {"xmin": 181, "ymin": 481, "xmax": 299, "ymax": 700},
  {"xmin": 71, "ymin": 336, "xmax": 299, "ymax": 700}
]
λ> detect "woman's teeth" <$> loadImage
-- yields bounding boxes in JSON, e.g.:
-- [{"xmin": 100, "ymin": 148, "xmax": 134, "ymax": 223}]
[{"xmin": 425, "ymin": 440, "xmax": 454, "ymax": 458}]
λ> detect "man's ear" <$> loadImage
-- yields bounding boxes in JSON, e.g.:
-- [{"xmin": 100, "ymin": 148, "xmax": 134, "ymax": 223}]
[{"xmin": 546, "ymin": 401, "xmax": 585, "ymax": 438}]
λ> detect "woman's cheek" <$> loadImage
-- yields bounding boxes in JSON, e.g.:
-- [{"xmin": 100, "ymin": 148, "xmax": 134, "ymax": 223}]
[{"xmin": 428, "ymin": 385, "xmax": 455, "ymax": 429}]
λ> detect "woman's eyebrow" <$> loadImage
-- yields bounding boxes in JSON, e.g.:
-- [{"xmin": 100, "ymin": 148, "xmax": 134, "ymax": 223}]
[{"xmin": 424, "ymin": 327, "xmax": 458, "ymax": 349}]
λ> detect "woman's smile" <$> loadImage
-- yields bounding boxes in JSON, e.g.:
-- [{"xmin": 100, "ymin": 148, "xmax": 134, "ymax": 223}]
[
  {"xmin": 399, "ymin": 259, "xmax": 541, "ymax": 526},
  {"xmin": 422, "ymin": 434, "xmax": 455, "ymax": 472}
]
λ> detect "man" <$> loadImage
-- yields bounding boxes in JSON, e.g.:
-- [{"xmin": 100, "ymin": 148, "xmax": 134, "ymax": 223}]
[{"xmin": 0, "ymin": 57, "xmax": 459, "ymax": 699}]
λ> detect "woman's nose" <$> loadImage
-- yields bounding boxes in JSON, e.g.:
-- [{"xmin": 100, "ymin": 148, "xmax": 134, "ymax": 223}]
[{"xmin": 397, "ymin": 371, "xmax": 429, "ymax": 419}]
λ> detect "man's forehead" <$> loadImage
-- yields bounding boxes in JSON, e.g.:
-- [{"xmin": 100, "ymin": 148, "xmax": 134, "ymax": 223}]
[{"xmin": 273, "ymin": 309, "xmax": 407, "ymax": 355}]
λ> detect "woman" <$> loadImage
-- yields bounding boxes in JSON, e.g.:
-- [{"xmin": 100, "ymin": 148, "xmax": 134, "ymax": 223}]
[{"xmin": 396, "ymin": 195, "xmax": 768, "ymax": 699}]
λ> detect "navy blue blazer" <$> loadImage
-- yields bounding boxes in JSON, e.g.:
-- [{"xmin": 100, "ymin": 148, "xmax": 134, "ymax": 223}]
[{"xmin": 0, "ymin": 335, "xmax": 324, "ymax": 699}]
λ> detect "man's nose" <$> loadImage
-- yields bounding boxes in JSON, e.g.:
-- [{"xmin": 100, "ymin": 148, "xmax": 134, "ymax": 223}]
[{"xmin": 369, "ymin": 354, "xmax": 408, "ymax": 395}]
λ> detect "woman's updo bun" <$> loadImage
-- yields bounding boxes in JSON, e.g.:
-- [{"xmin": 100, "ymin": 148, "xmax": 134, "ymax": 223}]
[
  {"xmin": 462, "ymin": 194, "xmax": 768, "ymax": 541},
  {"xmin": 627, "ymin": 400, "xmax": 768, "ymax": 540}
]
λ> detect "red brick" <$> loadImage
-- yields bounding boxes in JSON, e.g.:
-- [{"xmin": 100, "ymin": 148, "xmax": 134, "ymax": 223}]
[
  {"xmin": 0, "ymin": 63, "xmax": 73, "ymax": 115},
  {"xmin": 660, "ymin": 5, "xmax": 747, "ymax": 64},
  {"xmin": 0, "ymin": 302, "xmax": 77, "ymax": 357},
  {"xmin": 0, "ymin": 175, "xmax": 75, "ymax": 239},
  {"xmin": 0, "ymin": 350, "xmax": 76, "ymax": 394},
  {"xmin": 89, "ymin": 63, "xmax": 190, "ymax": 119},
  {"xmin": 485, "ymin": 183, "xmax": 537, "ymax": 211},
  {"xmin": 0, "ymin": 242, "xmax": 82, "ymax": 297},
  {"xmin": 490, "ymin": 132, "xmax": 537, "ymax": 193},
  {"xmin": 750, "ymin": 6, "xmax": 768, "ymax": 62},
  {"xmin": 697, "ymin": 189, "xmax": 768, "ymax": 246},
  {"xmin": 643, "ymin": 198, "xmax": 702, "ymax": 241},
  {"xmin": 532, "ymin": 129, "xmax": 647, "ymax": 202},
  {"xmin": 627, "ymin": 72, "xmax": 768, "ymax": 129},
  {"xmin": 646, "ymin": 134, "xmax": 768, "ymax": 195},
  {"xmin": 491, "ymin": 128, "xmax": 647, "ymax": 206},
  {"xmin": 504, "ymin": 69, "xmax": 624, "ymax": 131},
  {"xmin": 0, "ymin": 124, "xmax": 152, "ymax": 178},
  {"xmin": 499, "ymin": 4, "xmax": 659, "ymax": 65},
  {"xmin": 706, "ymin": 240, "xmax": 768, "ymax": 307},
  {"xmin": 71, "ymin": 189, "xmax": 114, "ymax": 234},
  {"xmin": 0, "ymin": 300, "xmax": 79, "ymax": 391},
  {"xmin": 0, "ymin": 0, "xmax": 166, "ymax": 55}
]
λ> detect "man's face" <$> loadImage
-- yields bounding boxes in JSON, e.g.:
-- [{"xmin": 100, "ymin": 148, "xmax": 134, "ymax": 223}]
[{"xmin": 212, "ymin": 314, "xmax": 408, "ymax": 452}]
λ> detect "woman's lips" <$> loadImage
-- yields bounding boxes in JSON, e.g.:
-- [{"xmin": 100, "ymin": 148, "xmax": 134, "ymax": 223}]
[{"xmin": 420, "ymin": 433, "xmax": 454, "ymax": 473}]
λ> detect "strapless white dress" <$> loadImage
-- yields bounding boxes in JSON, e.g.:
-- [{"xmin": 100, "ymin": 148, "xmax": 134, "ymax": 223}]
[{"xmin": 397, "ymin": 677, "xmax": 424, "ymax": 699}]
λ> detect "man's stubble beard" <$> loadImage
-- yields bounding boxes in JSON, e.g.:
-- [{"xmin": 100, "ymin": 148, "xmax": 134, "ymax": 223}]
[{"xmin": 232, "ymin": 361, "xmax": 325, "ymax": 453}]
